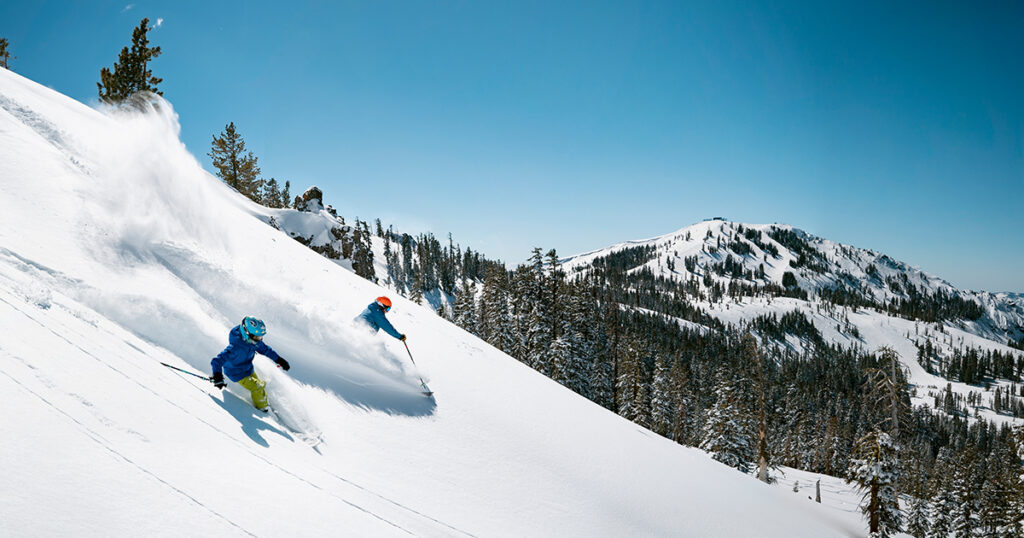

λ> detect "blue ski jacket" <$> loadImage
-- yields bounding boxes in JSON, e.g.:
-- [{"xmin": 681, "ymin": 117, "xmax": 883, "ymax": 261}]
[
  {"xmin": 211, "ymin": 325, "xmax": 282, "ymax": 382},
  {"xmin": 356, "ymin": 302, "xmax": 403, "ymax": 340}
]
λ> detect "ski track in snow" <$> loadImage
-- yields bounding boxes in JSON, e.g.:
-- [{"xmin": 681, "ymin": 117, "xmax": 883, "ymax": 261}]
[
  {"xmin": 0, "ymin": 366, "xmax": 260, "ymax": 537},
  {"xmin": 0, "ymin": 288, "xmax": 463, "ymax": 538}
]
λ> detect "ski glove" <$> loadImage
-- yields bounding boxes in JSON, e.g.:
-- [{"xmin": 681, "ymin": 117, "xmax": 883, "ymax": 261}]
[
  {"xmin": 400, "ymin": 334, "xmax": 407, "ymax": 342},
  {"xmin": 212, "ymin": 371, "xmax": 226, "ymax": 389},
  {"xmin": 275, "ymin": 358, "xmax": 290, "ymax": 371}
]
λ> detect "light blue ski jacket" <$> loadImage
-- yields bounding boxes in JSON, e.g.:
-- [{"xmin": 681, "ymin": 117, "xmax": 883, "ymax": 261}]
[
  {"xmin": 356, "ymin": 302, "xmax": 403, "ymax": 340},
  {"xmin": 211, "ymin": 325, "xmax": 282, "ymax": 382}
]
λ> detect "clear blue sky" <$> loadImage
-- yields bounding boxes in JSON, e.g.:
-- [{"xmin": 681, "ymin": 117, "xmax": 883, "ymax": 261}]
[{"xmin": 3, "ymin": 1, "xmax": 1022, "ymax": 292}]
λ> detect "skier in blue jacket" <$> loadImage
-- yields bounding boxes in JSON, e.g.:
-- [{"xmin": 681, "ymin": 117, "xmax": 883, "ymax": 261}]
[
  {"xmin": 211, "ymin": 316, "xmax": 290, "ymax": 412},
  {"xmin": 356, "ymin": 296, "xmax": 406, "ymax": 341}
]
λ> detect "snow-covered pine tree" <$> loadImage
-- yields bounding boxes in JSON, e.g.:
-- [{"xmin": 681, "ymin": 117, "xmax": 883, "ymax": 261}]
[
  {"xmin": 479, "ymin": 265, "xmax": 514, "ymax": 355},
  {"xmin": 905, "ymin": 494, "xmax": 929, "ymax": 538},
  {"xmin": 589, "ymin": 352, "xmax": 615, "ymax": 411},
  {"xmin": 452, "ymin": 278, "xmax": 477, "ymax": 334},
  {"xmin": 776, "ymin": 385, "xmax": 808, "ymax": 468},
  {"xmin": 522, "ymin": 249, "xmax": 553, "ymax": 375},
  {"xmin": 616, "ymin": 335, "xmax": 648, "ymax": 424},
  {"xmin": 650, "ymin": 355, "xmax": 673, "ymax": 437},
  {"xmin": 409, "ymin": 265, "xmax": 425, "ymax": 305},
  {"xmin": 668, "ymin": 357, "xmax": 689, "ymax": 444},
  {"xmin": 700, "ymin": 370, "xmax": 754, "ymax": 473},
  {"xmin": 978, "ymin": 442, "xmax": 1020, "ymax": 537},
  {"xmin": 508, "ymin": 265, "xmax": 532, "ymax": 363},
  {"xmin": 929, "ymin": 449, "xmax": 956, "ymax": 538},
  {"xmin": 383, "ymin": 231, "xmax": 404, "ymax": 294},
  {"xmin": 1010, "ymin": 426, "xmax": 1024, "ymax": 538},
  {"xmin": 848, "ymin": 430, "xmax": 901, "ymax": 538},
  {"xmin": 399, "ymin": 234, "xmax": 414, "ymax": 290},
  {"xmin": 868, "ymin": 346, "xmax": 911, "ymax": 439},
  {"xmin": 903, "ymin": 455, "xmax": 930, "ymax": 538},
  {"xmin": 949, "ymin": 446, "xmax": 980, "ymax": 538},
  {"xmin": 816, "ymin": 415, "xmax": 845, "ymax": 476},
  {"xmin": 550, "ymin": 287, "xmax": 591, "ymax": 397},
  {"xmin": 564, "ymin": 284, "xmax": 598, "ymax": 397}
]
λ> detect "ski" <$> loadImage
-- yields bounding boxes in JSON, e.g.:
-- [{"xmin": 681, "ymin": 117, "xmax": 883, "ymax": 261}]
[
  {"xmin": 266, "ymin": 406, "xmax": 323, "ymax": 447},
  {"xmin": 418, "ymin": 377, "xmax": 433, "ymax": 396}
]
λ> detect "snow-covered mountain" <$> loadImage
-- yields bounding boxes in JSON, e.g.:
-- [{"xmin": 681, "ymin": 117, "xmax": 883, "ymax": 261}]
[
  {"xmin": 562, "ymin": 219, "xmax": 1024, "ymax": 340},
  {"xmin": 559, "ymin": 219, "xmax": 1024, "ymax": 427},
  {"xmin": 0, "ymin": 68, "xmax": 868, "ymax": 535}
]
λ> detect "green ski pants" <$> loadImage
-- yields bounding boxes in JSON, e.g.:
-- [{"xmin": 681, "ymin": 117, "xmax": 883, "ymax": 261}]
[{"xmin": 237, "ymin": 372, "xmax": 268, "ymax": 410}]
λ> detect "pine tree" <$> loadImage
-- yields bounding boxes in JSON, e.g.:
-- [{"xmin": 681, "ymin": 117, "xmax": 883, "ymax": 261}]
[
  {"xmin": 479, "ymin": 266, "xmax": 514, "ymax": 354},
  {"xmin": 616, "ymin": 336, "xmax": 647, "ymax": 424},
  {"xmin": 668, "ymin": 357, "xmax": 690, "ymax": 443},
  {"xmin": 522, "ymin": 249, "xmax": 552, "ymax": 374},
  {"xmin": 949, "ymin": 447, "xmax": 980, "ymax": 538},
  {"xmin": 929, "ymin": 450, "xmax": 956, "ymax": 538},
  {"xmin": 262, "ymin": 177, "xmax": 282, "ymax": 208},
  {"xmin": 452, "ymin": 278, "xmax": 477, "ymax": 334},
  {"xmin": 549, "ymin": 285, "xmax": 593, "ymax": 397},
  {"xmin": 848, "ymin": 430, "xmax": 901, "ymax": 538},
  {"xmin": 209, "ymin": 122, "xmax": 262, "ymax": 200},
  {"xmin": 868, "ymin": 346, "xmax": 911, "ymax": 439},
  {"xmin": 590, "ymin": 352, "xmax": 616, "ymax": 411},
  {"xmin": 279, "ymin": 180, "xmax": 291, "ymax": 209},
  {"xmin": 904, "ymin": 456, "xmax": 930, "ymax": 538},
  {"xmin": 743, "ymin": 334, "xmax": 773, "ymax": 482},
  {"xmin": 978, "ymin": 443, "xmax": 1018, "ymax": 537},
  {"xmin": 649, "ymin": 355, "xmax": 674, "ymax": 437},
  {"xmin": 700, "ymin": 370, "xmax": 754, "ymax": 473},
  {"xmin": 0, "ymin": 37, "xmax": 13, "ymax": 69},
  {"xmin": 1009, "ymin": 426, "xmax": 1024, "ymax": 538},
  {"xmin": 409, "ymin": 265, "xmax": 425, "ymax": 305},
  {"xmin": 351, "ymin": 219, "xmax": 376, "ymax": 282},
  {"xmin": 905, "ymin": 495, "xmax": 930, "ymax": 538},
  {"xmin": 97, "ymin": 18, "xmax": 163, "ymax": 103}
]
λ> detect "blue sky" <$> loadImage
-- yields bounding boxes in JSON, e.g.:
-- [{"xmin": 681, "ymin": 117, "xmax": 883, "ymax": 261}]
[{"xmin": 2, "ymin": 1, "xmax": 1022, "ymax": 291}]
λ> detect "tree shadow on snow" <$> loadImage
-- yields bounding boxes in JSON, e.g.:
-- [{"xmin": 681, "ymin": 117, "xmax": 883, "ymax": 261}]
[{"xmin": 209, "ymin": 392, "xmax": 294, "ymax": 447}]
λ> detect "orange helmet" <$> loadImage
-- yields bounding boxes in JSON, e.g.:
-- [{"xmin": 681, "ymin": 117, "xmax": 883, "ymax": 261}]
[{"xmin": 376, "ymin": 296, "xmax": 392, "ymax": 311}]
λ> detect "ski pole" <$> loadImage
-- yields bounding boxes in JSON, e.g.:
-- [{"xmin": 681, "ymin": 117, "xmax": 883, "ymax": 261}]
[
  {"xmin": 403, "ymin": 342, "xmax": 433, "ymax": 395},
  {"xmin": 403, "ymin": 341, "xmax": 419, "ymax": 366},
  {"xmin": 160, "ymin": 362, "xmax": 212, "ymax": 382}
]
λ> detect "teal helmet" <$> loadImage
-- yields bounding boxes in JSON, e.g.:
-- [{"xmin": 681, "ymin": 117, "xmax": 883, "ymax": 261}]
[{"xmin": 241, "ymin": 316, "xmax": 266, "ymax": 342}]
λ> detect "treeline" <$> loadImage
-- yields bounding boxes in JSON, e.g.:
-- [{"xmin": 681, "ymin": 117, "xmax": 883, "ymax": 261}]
[
  {"xmin": 382, "ymin": 227, "xmax": 499, "ymax": 303},
  {"xmin": 916, "ymin": 338, "xmax": 1024, "ymax": 386},
  {"xmin": 883, "ymin": 274, "xmax": 985, "ymax": 322}
]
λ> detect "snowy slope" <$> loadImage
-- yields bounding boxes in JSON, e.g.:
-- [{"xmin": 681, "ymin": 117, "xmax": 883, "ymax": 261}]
[
  {"xmin": 0, "ymin": 70, "xmax": 862, "ymax": 536},
  {"xmin": 561, "ymin": 219, "xmax": 1024, "ymax": 427}
]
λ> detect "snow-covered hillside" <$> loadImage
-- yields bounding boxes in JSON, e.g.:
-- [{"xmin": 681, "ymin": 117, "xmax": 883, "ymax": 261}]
[
  {"xmin": 562, "ymin": 219, "xmax": 1024, "ymax": 339},
  {"xmin": 0, "ymin": 70, "xmax": 865, "ymax": 535},
  {"xmin": 560, "ymin": 219, "xmax": 1024, "ymax": 427}
]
